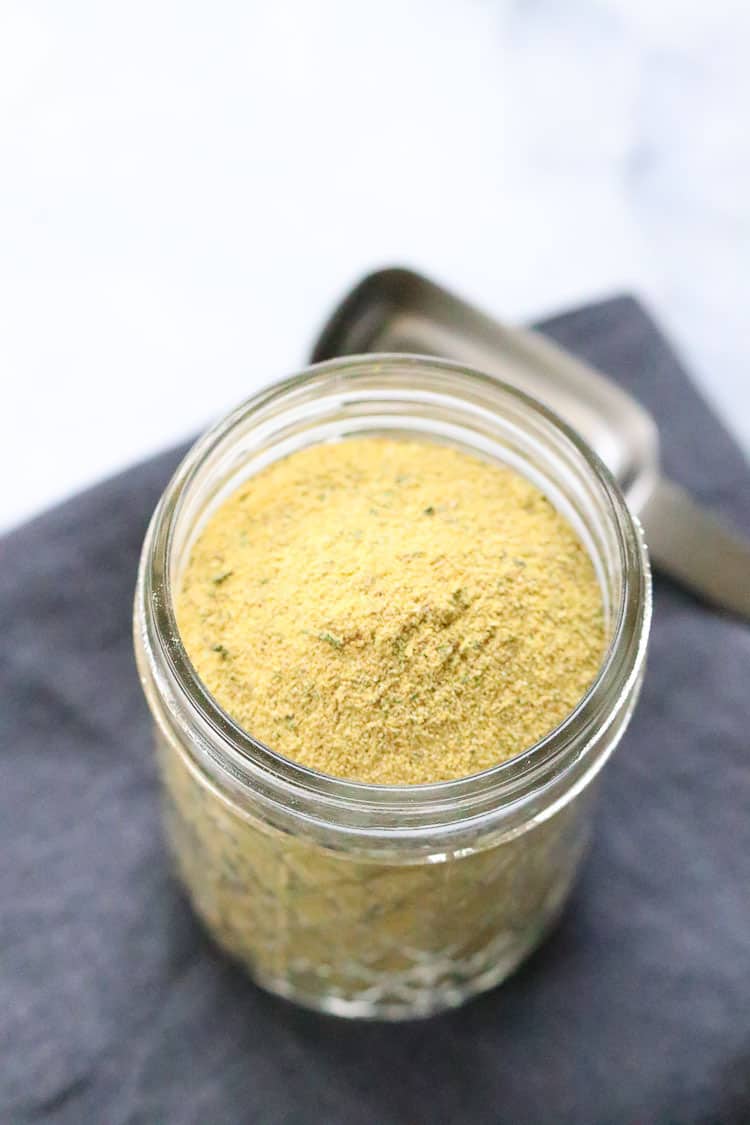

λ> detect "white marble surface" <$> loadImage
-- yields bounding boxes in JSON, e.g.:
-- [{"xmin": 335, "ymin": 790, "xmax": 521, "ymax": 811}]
[{"xmin": 1, "ymin": 0, "xmax": 748, "ymax": 531}]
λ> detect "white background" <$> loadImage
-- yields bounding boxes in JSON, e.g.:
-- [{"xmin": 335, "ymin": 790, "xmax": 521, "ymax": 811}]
[{"xmin": 1, "ymin": 0, "xmax": 748, "ymax": 532}]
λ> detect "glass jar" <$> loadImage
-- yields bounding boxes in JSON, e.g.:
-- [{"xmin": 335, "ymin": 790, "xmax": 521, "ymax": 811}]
[{"xmin": 134, "ymin": 355, "xmax": 651, "ymax": 1020}]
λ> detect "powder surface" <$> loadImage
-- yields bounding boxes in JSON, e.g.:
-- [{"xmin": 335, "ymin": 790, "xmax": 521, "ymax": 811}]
[{"xmin": 176, "ymin": 438, "xmax": 605, "ymax": 784}]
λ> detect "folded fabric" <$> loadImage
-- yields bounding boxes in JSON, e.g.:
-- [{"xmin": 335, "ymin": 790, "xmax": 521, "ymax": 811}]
[{"xmin": 1, "ymin": 295, "xmax": 748, "ymax": 1125}]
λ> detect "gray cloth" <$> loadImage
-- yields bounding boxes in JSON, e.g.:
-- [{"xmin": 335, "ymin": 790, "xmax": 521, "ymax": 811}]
[{"xmin": 1, "ymin": 296, "xmax": 748, "ymax": 1125}]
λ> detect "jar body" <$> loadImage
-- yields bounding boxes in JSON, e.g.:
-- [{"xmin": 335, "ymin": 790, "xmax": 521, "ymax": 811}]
[
  {"xmin": 134, "ymin": 355, "xmax": 650, "ymax": 1020},
  {"xmin": 156, "ymin": 725, "xmax": 597, "ymax": 1018}
]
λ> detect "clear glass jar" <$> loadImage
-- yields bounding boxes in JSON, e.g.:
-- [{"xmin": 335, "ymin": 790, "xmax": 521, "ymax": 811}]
[{"xmin": 134, "ymin": 355, "xmax": 651, "ymax": 1020}]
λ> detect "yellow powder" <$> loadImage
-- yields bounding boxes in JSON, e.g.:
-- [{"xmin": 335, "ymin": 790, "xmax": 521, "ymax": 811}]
[{"xmin": 176, "ymin": 437, "xmax": 605, "ymax": 784}]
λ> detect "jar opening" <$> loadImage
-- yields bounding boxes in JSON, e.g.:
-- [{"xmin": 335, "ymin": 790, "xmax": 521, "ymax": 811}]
[{"xmin": 136, "ymin": 355, "xmax": 651, "ymax": 843}]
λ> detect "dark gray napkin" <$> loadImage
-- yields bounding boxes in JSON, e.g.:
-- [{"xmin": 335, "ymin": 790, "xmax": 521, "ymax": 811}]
[{"xmin": 1, "ymin": 297, "xmax": 748, "ymax": 1125}]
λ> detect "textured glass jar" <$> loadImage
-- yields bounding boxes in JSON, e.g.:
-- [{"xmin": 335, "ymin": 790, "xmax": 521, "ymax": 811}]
[{"xmin": 134, "ymin": 356, "xmax": 651, "ymax": 1020}]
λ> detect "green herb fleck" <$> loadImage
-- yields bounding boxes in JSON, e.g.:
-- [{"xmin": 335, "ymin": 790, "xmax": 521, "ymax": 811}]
[
  {"xmin": 318, "ymin": 631, "xmax": 344, "ymax": 649},
  {"xmin": 423, "ymin": 506, "xmax": 435, "ymax": 516},
  {"xmin": 212, "ymin": 570, "xmax": 234, "ymax": 585}
]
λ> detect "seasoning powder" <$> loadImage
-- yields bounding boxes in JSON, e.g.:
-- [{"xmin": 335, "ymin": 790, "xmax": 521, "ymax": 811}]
[{"xmin": 176, "ymin": 438, "xmax": 604, "ymax": 784}]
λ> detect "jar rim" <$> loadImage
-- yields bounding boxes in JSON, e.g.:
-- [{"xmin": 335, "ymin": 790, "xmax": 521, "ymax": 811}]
[{"xmin": 136, "ymin": 354, "xmax": 651, "ymax": 841}]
